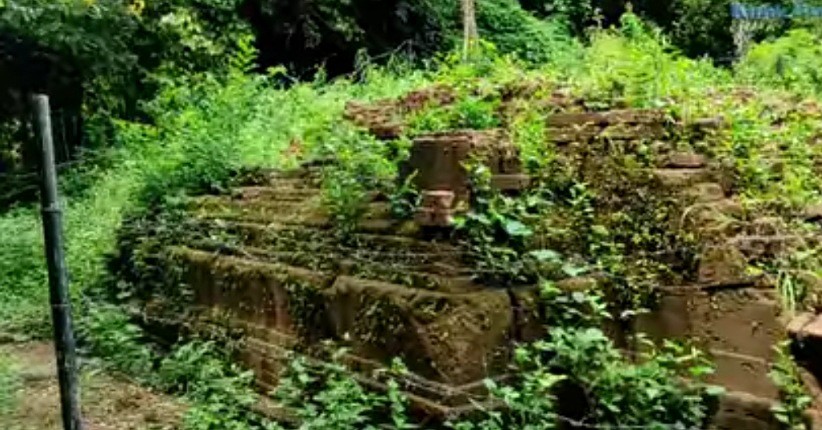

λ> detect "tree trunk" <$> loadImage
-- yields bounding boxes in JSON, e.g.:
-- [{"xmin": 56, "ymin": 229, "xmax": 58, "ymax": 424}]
[{"xmin": 462, "ymin": 0, "xmax": 478, "ymax": 59}]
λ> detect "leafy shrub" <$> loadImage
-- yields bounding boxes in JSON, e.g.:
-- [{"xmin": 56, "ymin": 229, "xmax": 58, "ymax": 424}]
[
  {"xmin": 81, "ymin": 306, "xmax": 278, "ymax": 430},
  {"xmin": 450, "ymin": 349, "xmax": 563, "ymax": 430},
  {"xmin": 157, "ymin": 341, "xmax": 276, "ymax": 430},
  {"xmin": 455, "ymin": 161, "xmax": 567, "ymax": 287},
  {"xmin": 770, "ymin": 342, "xmax": 813, "ymax": 430},
  {"xmin": 546, "ymin": 328, "xmax": 718, "ymax": 427},
  {"xmin": 519, "ymin": 0, "xmax": 822, "ymax": 61},
  {"xmin": 0, "ymin": 0, "xmax": 249, "ymax": 116},
  {"xmin": 275, "ymin": 353, "xmax": 389, "ymax": 429},
  {"xmin": 316, "ymin": 124, "xmax": 398, "ymax": 237},
  {"xmin": 475, "ymin": 0, "xmax": 579, "ymax": 64},
  {"xmin": 737, "ymin": 28, "xmax": 822, "ymax": 96},
  {"xmin": 575, "ymin": 12, "xmax": 726, "ymax": 108},
  {"xmin": 79, "ymin": 305, "xmax": 154, "ymax": 377},
  {"xmin": 538, "ymin": 284, "xmax": 720, "ymax": 429},
  {"xmin": 409, "ymin": 95, "xmax": 502, "ymax": 134}
]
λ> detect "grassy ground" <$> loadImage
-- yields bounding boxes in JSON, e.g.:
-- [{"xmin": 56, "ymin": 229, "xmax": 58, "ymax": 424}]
[{"xmin": 0, "ymin": 342, "xmax": 185, "ymax": 430}]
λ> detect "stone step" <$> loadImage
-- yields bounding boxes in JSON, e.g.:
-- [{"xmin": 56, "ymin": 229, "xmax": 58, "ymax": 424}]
[
  {"xmin": 183, "ymin": 233, "xmax": 475, "ymax": 293},
  {"xmin": 220, "ymin": 221, "xmax": 464, "ymax": 265},
  {"xmin": 728, "ymin": 234, "xmax": 821, "ymax": 260},
  {"xmin": 654, "ymin": 167, "xmax": 717, "ymax": 188},
  {"xmin": 195, "ymin": 211, "xmax": 330, "ymax": 227},
  {"xmin": 322, "ymin": 275, "xmax": 513, "ymax": 386},
  {"xmin": 169, "ymin": 247, "xmax": 517, "ymax": 388},
  {"xmin": 685, "ymin": 182, "xmax": 727, "ymax": 203},
  {"xmin": 230, "ymin": 185, "xmax": 321, "ymax": 203},
  {"xmin": 708, "ymin": 350, "xmax": 777, "ymax": 399},
  {"xmin": 636, "ymin": 284, "xmax": 782, "ymax": 399},
  {"xmin": 191, "ymin": 199, "xmax": 327, "ymax": 226},
  {"xmin": 680, "ymin": 198, "xmax": 747, "ymax": 237},
  {"xmin": 788, "ymin": 314, "xmax": 822, "ymax": 380},
  {"xmin": 660, "ymin": 152, "xmax": 708, "ymax": 169},
  {"xmin": 546, "ymin": 109, "xmax": 667, "ymax": 127},
  {"xmin": 547, "ymin": 123, "xmax": 667, "ymax": 143},
  {"xmin": 170, "ymin": 246, "xmax": 335, "ymax": 336}
]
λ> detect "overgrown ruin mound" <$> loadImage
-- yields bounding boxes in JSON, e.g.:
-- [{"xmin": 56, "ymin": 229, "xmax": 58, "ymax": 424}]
[{"xmin": 109, "ymin": 78, "xmax": 822, "ymax": 427}]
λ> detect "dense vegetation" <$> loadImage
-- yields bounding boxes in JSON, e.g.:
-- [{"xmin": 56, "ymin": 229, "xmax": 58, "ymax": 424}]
[
  {"xmin": 2, "ymin": 1, "xmax": 822, "ymax": 429},
  {"xmin": 1, "ymin": 0, "xmax": 819, "ymax": 179}
]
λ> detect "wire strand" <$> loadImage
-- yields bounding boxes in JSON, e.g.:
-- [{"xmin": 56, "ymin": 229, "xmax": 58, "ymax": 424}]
[{"xmin": 0, "ymin": 147, "xmax": 121, "ymax": 181}]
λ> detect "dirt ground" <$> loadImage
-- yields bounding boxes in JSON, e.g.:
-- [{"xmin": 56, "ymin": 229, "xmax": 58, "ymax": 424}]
[{"xmin": 0, "ymin": 342, "xmax": 186, "ymax": 430}]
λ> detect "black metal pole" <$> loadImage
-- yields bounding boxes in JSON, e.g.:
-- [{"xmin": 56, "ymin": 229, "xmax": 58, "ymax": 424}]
[{"xmin": 32, "ymin": 94, "xmax": 84, "ymax": 430}]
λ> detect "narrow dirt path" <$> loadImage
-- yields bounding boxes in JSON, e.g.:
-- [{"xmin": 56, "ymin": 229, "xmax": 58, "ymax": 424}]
[{"xmin": 0, "ymin": 342, "xmax": 185, "ymax": 430}]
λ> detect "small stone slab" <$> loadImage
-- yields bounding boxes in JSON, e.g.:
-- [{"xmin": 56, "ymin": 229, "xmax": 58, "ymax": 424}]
[
  {"xmin": 415, "ymin": 207, "xmax": 455, "ymax": 228},
  {"xmin": 490, "ymin": 174, "xmax": 531, "ymax": 192},
  {"xmin": 420, "ymin": 190, "xmax": 455, "ymax": 210},
  {"xmin": 698, "ymin": 245, "xmax": 749, "ymax": 285},
  {"xmin": 686, "ymin": 182, "xmax": 725, "ymax": 202},
  {"xmin": 802, "ymin": 204, "xmax": 822, "ymax": 223},
  {"xmin": 654, "ymin": 168, "xmax": 712, "ymax": 188},
  {"xmin": 691, "ymin": 117, "xmax": 724, "ymax": 129},
  {"xmin": 556, "ymin": 276, "xmax": 600, "ymax": 292},
  {"xmin": 664, "ymin": 152, "xmax": 707, "ymax": 169},
  {"xmin": 547, "ymin": 123, "xmax": 667, "ymax": 144},
  {"xmin": 546, "ymin": 109, "xmax": 665, "ymax": 127},
  {"xmin": 788, "ymin": 313, "xmax": 822, "ymax": 340}
]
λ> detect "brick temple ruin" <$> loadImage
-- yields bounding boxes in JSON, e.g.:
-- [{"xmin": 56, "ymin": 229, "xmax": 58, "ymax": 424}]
[{"xmin": 119, "ymin": 83, "xmax": 822, "ymax": 429}]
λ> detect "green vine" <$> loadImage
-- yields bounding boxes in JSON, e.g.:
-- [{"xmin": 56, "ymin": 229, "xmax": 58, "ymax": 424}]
[{"xmin": 770, "ymin": 342, "xmax": 813, "ymax": 430}]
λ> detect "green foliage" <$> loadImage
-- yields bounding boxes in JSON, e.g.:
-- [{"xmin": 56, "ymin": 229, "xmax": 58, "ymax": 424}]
[
  {"xmin": 317, "ymin": 125, "xmax": 397, "ymax": 237},
  {"xmin": 519, "ymin": 0, "xmax": 816, "ymax": 61},
  {"xmin": 389, "ymin": 170, "xmax": 421, "ymax": 220},
  {"xmin": 737, "ymin": 28, "xmax": 822, "ymax": 97},
  {"xmin": 81, "ymin": 304, "xmax": 278, "ymax": 430},
  {"xmin": 273, "ymin": 352, "xmax": 415, "ymax": 430},
  {"xmin": 450, "ymin": 358, "xmax": 562, "ymax": 430},
  {"xmin": 0, "ymin": 0, "xmax": 249, "ymax": 118},
  {"xmin": 548, "ymin": 327, "xmax": 718, "ymax": 428},
  {"xmin": 409, "ymin": 95, "xmax": 502, "ymax": 134},
  {"xmin": 6, "ymin": 9, "xmax": 822, "ymax": 429},
  {"xmin": 456, "ymin": 162, "xmax": 565, "ymax": 287},
  {"xmin": 511, "ymin": 109, "xmax": 552, "ymax": 174},
  {"xmin": 542, "ymin": 285, "xmax": 720, "ymax": 429},
  {"xmin": 475, "ymin": 0, "xmax": 579, "ymax": 64},
  {"xmin": 519, "ymin": 0, "xmax": 596, "ymax": 36},
  {"xmin": 770, "ymin": 342, "xmax": 812, "ymax": 430},
  {"xmin": 0, "ymin": 0, "xmax": 140, "ymax": 113},
  {"xmin": 0, "ymin": 44, "xmax": 426, "ymax": 334},
  {"xmin": 576, "ymin": 12, "xmax": 725, "ymax": 108},
  {"xmin": 247, "ymin": 0, "xmax": 448, "ymax": 76},
  {"xmin": 448, "ymin": 285, "xmax": 718, "ymax": 429},
  {"xmin": 0, "ymin": 0, "xmax": 251, "ymax": 190},
  {"xmin": 79, "ymin": 305, "xmax": 154, "ymax": 376},
  {"xmin": 158, "ymin": 341, "xmax": 274, "ymax": 430},
  {"xmin": 664, "ymin": 0, "xmax": 736, "ymax": 60},
  {"xmin": 252, "ymin": 286, "xmax": 718, "ymax": 430}
]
